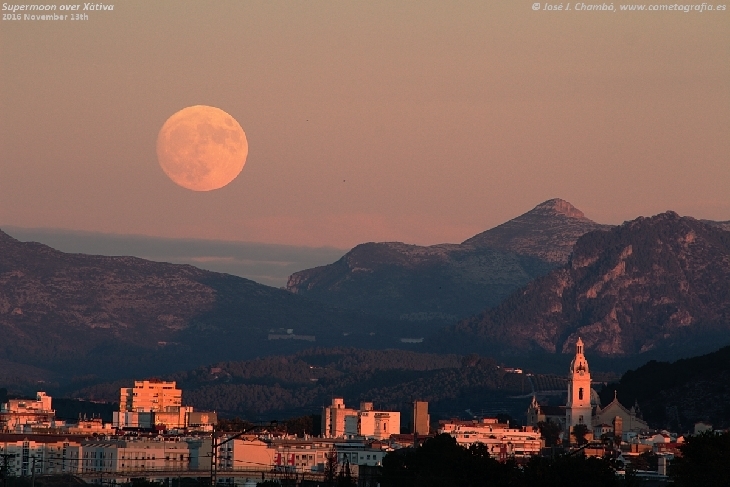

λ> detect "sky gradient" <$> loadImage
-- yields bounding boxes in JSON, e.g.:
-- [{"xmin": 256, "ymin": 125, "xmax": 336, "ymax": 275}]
[{"xmin": 1, "ymin": 1, "xmax": 728, "ymax": 249}]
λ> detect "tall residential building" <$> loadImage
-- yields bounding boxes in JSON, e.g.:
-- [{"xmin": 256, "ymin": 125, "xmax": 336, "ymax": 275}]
[
  {"xmin": 412, "ymin": 401, "xmax": 429, "ymax": 436},
  {"xmin": 116, "ymin": 379, "xmax": 193, "ymax": 429},
  {"xmin": 321, "ymin": 398, "xmax": 357, "ymax": 438},
  {"xmin": 119, "ymin": 380, "xmax": 182, "ymax": 413}
]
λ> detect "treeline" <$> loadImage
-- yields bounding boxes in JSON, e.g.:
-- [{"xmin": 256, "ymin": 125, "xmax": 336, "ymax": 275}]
[
  {"xmin": 380, "ymin": 432, "xmax": 730, "ymax": 487},
  {"xmin": 381, "ymin": 434, "xmax": 618, "ymax": 487},
  {"xmin": 217, "ymin": 414, "xmax": 322, "ymax": 437},
  {"xmin": 68, "ymin": 348, "xmax": 533, "ymax": 419}
]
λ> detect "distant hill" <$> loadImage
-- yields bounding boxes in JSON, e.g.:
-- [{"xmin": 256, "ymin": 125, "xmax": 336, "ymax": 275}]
[
  {"xmin": 68, "ymin": 348, "xmax": 535, "ymax": 422},
  {"xmin": 601, "ymin": 344, "xmax": 730, "ymax": 430},
  {"xmin": 286, "ymin": 199, "xmax": 604, "ymax": 327},
  {"xmin": 2, "ymin": 227, "xmax": 345, "ymax": 288},
  {"xmin": 437, "ymin": 212, "xmax": 730, "ymax": 358},
  {"xmin": 0, "ymin": 229, "xmax": 404, "ymax": 385}
]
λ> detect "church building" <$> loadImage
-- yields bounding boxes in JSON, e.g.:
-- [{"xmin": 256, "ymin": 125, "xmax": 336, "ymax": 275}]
[{"xmin": 526, "ymin": 337, "xmax": 649, "ymax": 443}]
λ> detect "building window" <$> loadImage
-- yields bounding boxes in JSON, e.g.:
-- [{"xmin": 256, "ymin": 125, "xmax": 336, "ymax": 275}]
[{"xmin": 579, "ymin": 388, "xmax": 584, "ymax": 400}]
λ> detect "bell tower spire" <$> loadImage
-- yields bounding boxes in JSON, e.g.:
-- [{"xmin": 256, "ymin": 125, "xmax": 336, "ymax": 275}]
[{"xmin": 566, "ymin": 337, "xmax": 593, "ymax": 440}]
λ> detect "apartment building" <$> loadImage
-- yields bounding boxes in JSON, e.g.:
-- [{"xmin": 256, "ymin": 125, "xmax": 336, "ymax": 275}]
[
  {"xmin": 323, "ymin": 399, "xmax": 400, "ymax": 440},
  {"xmin": 438, "ymin": 418, "xmax": 542, "ymax": 459}
]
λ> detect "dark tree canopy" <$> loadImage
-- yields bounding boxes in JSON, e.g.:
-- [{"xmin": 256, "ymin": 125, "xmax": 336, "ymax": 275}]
[
  {"xmin": 380, "ymin": 434, "xmax": 622, "ymax": 487},
  {"xmin": 671, "ymin": 432, "xmax": 730, "ymax": 487}
]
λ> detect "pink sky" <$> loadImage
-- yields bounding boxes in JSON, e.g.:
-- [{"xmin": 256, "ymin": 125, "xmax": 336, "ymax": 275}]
[{"xmin": 1, "ymin": 1, "xmax": 728, "ymax": 248}]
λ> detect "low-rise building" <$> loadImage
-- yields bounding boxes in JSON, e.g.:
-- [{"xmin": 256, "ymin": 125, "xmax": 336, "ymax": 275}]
[
  {"xmin": 0, "ymin": 434, "xmax": 84, "ymax": 476},
  {"xmin": 438, "ymin": 418, "xmax": 542, "ymax": 460},
  {"xmin": 213, "ymin": 435, "xmax": 387, "ymax": 477},
  {"xmin": 0, "ymin": 392, "xmax": 56, "ymax": 432},
  {"xmin": 323, "ymin": 399, "xmax": 400, "ymax": 440},
  {"xmin": 80, "ymin": 437, "xmax": 191, "ymax": 474}
]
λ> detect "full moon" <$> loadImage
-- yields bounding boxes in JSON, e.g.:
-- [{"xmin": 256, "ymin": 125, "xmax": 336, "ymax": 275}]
[{"xmin": 156, "ymin": 105, "xmax": 248, "ymax": 191}]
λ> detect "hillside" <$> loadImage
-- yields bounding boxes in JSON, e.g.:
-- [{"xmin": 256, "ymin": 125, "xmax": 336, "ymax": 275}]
[
  {"xmin": 69, "ymin": 348, "xmax": 535, "ymax": 422},
  {"xmin": 439, "ymin": 212, "xmax": 730, "ymax": 358},
  {"xmin": 601, "ymin": 345, "xmax": 730, "ymax": 430},
  {"xmin": 286, "ymin": 199, "xmax": 604, "ymax": 326},
  {"xmin": 0, "ymin": 230, "xmax": 403, "ymax": 384}
]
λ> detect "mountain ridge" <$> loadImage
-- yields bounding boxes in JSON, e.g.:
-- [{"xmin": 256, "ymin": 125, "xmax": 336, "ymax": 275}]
[
  {"xmin": 286, "ymin": 199, "xmax": 608, "ymax": 326},
  {"xmin": 439, "ymin": 211, "xmax": 730, "ymax": 357},
  {"xmin": 0, "ymin": 228, "xmax": 403, "ymax": 385}
]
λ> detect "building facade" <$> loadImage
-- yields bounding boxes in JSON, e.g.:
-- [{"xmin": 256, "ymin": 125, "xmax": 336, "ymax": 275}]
[
  {"xmin": 119, "ymin": 380, "xmax": 182, "ymax": 414},
  {"xmin": 412, "ymin": 401, "xmax": 430, "ymax": 436},
  {"xmin": 0, "ymin": 392, "xmax": 56, "ymax": 432},
  {"xmin": 438, "ymin": 419, "xmax": 542, "ymax": 459},
  {"xmin": 322, "ymin": 399, "xmax": 400, "ymax": 440},
  {"xmin": 115, "ymin": 379, "xmax": 214, "ymax": 430},
  {"xmin": 216, "ymin": 435, "xmax": 386, "ymax": 476}
]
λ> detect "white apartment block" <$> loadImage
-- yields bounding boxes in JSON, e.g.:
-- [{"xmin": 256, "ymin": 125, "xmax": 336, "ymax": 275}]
[
  {"xmin": 215, "ymin": 435, "xmax": 386, "ymax": 477},
  {"xmin": 323, "ymin": 399, "xmax": 400, "ymax": 440},
  {"xmin": 80, "ymin": 438, "xmax": 191, "ymax": 473},
  {"xmin": 0, "ymin": 434, "xmax": 83, "ymax": 477},
  {"xmin": 0, "ymin": 392, "xmax": 57, "ymax": 432},
  {"xmin": 438, "ymin": 418, "xmax": 542, "ymax": 459}
]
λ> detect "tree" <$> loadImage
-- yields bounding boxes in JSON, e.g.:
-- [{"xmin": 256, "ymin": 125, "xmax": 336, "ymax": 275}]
[
  {"xmin": 324, "ymin": 447, "xmax": 338, "ymax": 487},
  {"xmin": 538, "ymin": 420, "xmax": 562, "ymax": 447},
  {"xmin": 337, "ymin": 459, "xmax": 356, "ymax": 487},
  {"xmin": 630, "ymin": 451, "xmax": 657, "ymax": 471},
  {"xmin": 572, "ymin": 424, "xmax": 590, "ymax": 446},
  {"xmin": 523, "ymin": 455, "xmax": 618, "ymax": 487},
  {"xmin": 671, "ymin": 431, "xmax": 730, "ymax": 487},
  {"xmin": 380, "ymin": 434, "xmax": 520, "ymax": 487}
]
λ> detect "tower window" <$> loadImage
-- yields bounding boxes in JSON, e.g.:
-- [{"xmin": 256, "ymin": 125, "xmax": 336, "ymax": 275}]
[{"xmin": 579, "ymin": 388, "xmax": 584, "ymax": 400}]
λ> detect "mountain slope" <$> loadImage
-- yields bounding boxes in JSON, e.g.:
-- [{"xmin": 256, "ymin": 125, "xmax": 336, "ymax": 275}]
[
  {"xmin": 601, "ymin": 344, "xmax": 730, "ymax": 429},
  {"xmin": 0, "ymin": 229, "xmax": 399, "ymax": 382},
  {"xmin": 441, "ymin": 212, "xmax": 730, "ymax": 357},
  {"xmin": 286, "ymin": 199, "xmax": 604, "ymax": 326},
  {"xmin": 70, "ymin": 348, "xmax": 533, "ymax": 421}
]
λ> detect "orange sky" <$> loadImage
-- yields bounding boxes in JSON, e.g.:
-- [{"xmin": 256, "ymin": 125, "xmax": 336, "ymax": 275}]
[{"xmin": 1, "ymin": 1, "xmax": 728, "ymax": 248}]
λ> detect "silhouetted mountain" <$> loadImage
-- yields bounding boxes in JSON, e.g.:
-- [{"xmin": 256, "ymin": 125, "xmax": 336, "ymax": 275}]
[
  {"xmin": 439, "ymin": 212, "xmax": 730, "ymax": 358},
  {"xmin": 0, "ymin": 229, "xmax": 404, "ymax": 385},
  {"xmin": 286, "ymin": 199, "xmax": 603, "ymax": 327},
  {"xmin": 600, "ymin": 344, "xmax": 730, "ymax": 429}
]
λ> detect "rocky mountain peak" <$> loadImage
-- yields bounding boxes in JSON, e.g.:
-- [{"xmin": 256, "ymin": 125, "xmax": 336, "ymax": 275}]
[
  {"xmin": 531, "ymin": 198, "xmax": 587, "ymax": 219},
  {"xmin": 462, "ymin": 198, "xmax": 610, "ymax": 264}
]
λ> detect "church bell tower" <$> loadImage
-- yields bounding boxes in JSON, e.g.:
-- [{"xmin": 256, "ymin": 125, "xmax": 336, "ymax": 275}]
[{"xmin": 566, "ymin": 337, "xmax": 592, "ymax": 435}]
